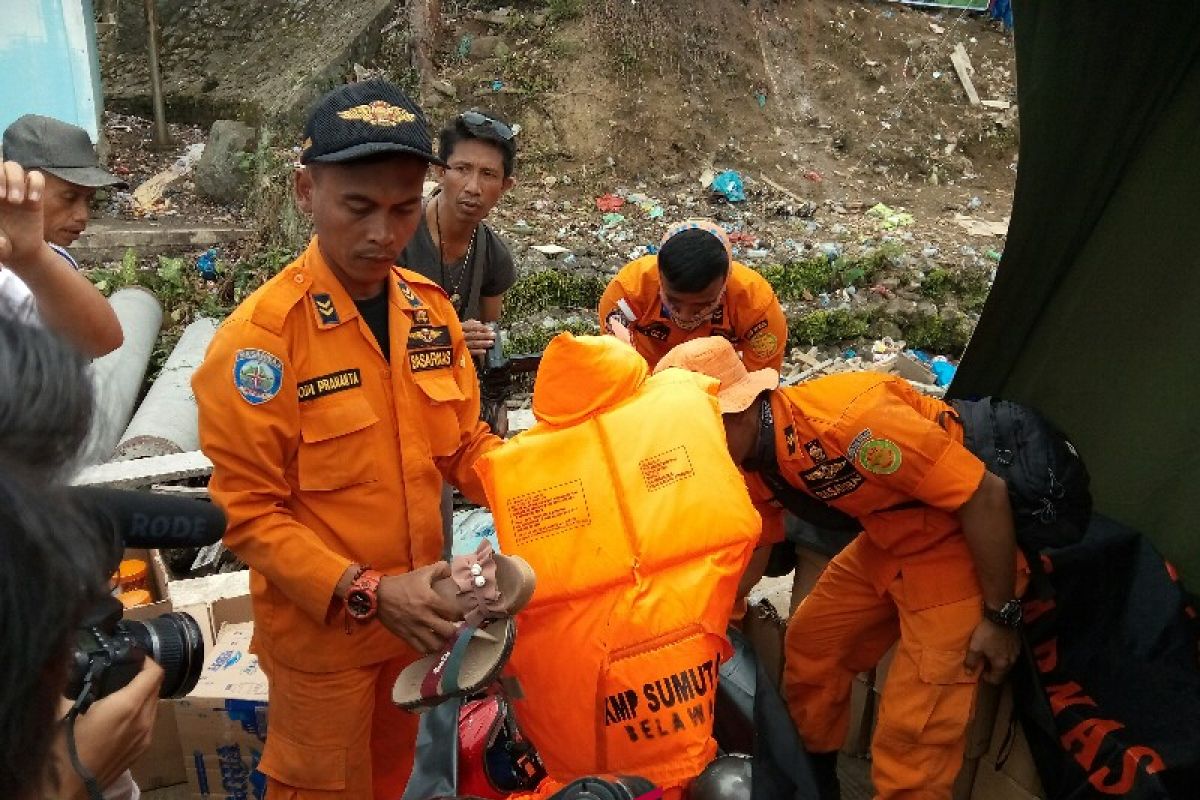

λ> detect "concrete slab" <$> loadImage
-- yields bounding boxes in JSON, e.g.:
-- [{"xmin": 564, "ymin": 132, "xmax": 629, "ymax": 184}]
[{"xmin": 74, "ymin": 218, "xmax": 253, "ymax": 264}]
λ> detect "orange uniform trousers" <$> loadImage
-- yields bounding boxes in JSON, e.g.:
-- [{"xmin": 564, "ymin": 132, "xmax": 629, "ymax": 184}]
[
  {"xmin": 783, "ymin": 537, "xmax": 986, "ymax": 800},
  {"xmin": 257, "ymin": 651, "xmax": 418, "ymax": 800}
]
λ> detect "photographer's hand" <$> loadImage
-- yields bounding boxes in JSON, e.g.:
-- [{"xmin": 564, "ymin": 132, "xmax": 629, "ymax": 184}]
[
  {"xmin": 378, "ymin": 563, "xmax": 461, "ymax": 654},
  {"xmin": 54, "ymin": 658, "xmax": 164, "ymax": 799}
]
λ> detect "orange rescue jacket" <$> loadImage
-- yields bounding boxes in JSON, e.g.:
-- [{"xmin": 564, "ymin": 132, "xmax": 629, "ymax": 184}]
[
  {"xmin": 475, "ymin": 335, "xmax": 761, "ymax": 790},
  {"xmin": 193, "ymin": 238, "xmax": 499, "ymax": 671},
  {"xmin": 598, "ymin": 256, "xmax": 788, "ymax": 371}
]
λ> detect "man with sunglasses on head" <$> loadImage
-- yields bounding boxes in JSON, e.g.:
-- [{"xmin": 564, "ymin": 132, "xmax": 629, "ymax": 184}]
[
  {"xmin": 599, "ymin": 219, "xmax": 788, "ymax": 373},
  {"xmin": 399, "ymin": 109, "xmax": 518, "ymax": 357}
]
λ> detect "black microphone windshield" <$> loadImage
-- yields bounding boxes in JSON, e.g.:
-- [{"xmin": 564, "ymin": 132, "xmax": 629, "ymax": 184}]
[{"xmin": 66, "ymin": 486, "xmax": 226, "ymax": 549}]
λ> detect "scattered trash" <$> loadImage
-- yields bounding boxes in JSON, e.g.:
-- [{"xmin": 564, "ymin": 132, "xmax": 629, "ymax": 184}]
[
  {"xmin": 711, "ymin": 170, "xmax": 747, "ymax": 203},
  {"xmin": 967, "ymin": 196, "xmax": 983, "ymax": 210},
  {"xmin": 929, "ymin": 23, "xmax": 945, "ymax": 34},
  {"xmin": 196, "ymin": 248, "xmax": 219, "ymax": 280},
  {"xmin": 648, "ymin": 206, "xmax": 664, "ymax": 219},
  {"xmin": 930, "ymin": 356, "xmax": 958, "ymax": 387},
  {"xmin": 755, "ymin": 87, "xmax": 768, "ymax": 108},
  {"xmin": 602, "ymin": 212, "xmax": 626, "ymax": 227},
  {"xmin": 986, "ymin": 249, "xmax": 1003, "ymax": 262},
  {"xmin": 130, "ymin": 143, "xmax": 204, "ymax": 215},
  {"xmin": 531, "ymin": 244, "xmax": 571, "ymax": 257},
  {"xmin": 491, "ymin": 79, "xmax": 505, "ymax": 92},
  {"xmin": 744, "ymin": 248, "xmax": 771, "ymax": 259},
  {"xmin": 595, "ymin": 194, "xmax": 625, "ymax": 212},
  {"xmin": 457, "ymin": 35, "xmax": 473, "ymax": 58},
  {"xmin": 803, "ymin": 170, "xmax": 824, "ymax": 183},
  {"xmin": 866, "ymin": 203, "xmax": 914, "ymax": 229},
  {"xmin": 953, "ymin": 214, "xmax": 1009, "ymax": 237},
  {"xmin": 728, "ymin": 231, "xmax": 758, "ymax": 247}
]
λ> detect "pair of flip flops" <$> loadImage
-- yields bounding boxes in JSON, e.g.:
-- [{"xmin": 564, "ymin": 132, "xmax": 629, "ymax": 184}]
[{"xmin": 392, "ymin": 540, "xmax": 535, "ymax": 711}]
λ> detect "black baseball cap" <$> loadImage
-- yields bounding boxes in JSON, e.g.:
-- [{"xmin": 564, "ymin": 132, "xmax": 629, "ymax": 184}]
[
  {"xmin": 300, "ymin": 80, "xmax": 447, "ymax": 167},
  {"xmin": 2, "ymin": 115, "xmax": 126, "ymax": 189}
]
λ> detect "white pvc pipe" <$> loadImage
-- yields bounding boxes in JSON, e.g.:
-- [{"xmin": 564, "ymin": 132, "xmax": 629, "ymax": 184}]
[
  {"xmin": 83, "ymin": 287, "xmax": 164, "ymax": 464},
  {"xmin": 115, "ymin": 317, "xmax": 218, "ymax": 460}
]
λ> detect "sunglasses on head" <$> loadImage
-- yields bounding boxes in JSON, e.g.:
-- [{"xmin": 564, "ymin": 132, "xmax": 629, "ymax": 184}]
[{"xmin": 458, "ymin": 111, "xmax": 515, "ymax": 141}]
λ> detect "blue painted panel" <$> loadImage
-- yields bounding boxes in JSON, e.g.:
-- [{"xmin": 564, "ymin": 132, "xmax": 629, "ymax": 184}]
[{"xmin": 0, "ymin": 0, "xmax": 103, "ymax": 142}]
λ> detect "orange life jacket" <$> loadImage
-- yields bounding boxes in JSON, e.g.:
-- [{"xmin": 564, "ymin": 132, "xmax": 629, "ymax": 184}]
[{"xmin": 475, "ymin": 335, "xmax": 761, "ymax": 790}]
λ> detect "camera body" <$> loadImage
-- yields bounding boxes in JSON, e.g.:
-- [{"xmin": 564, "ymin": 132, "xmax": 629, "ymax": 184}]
[
  {"xmin": 62, "ymin": 487, "xmax": 225, "ymax": 708},
  {"xmin": 66, "ymin": 593, "xmax": 205, "ymax": 706}
]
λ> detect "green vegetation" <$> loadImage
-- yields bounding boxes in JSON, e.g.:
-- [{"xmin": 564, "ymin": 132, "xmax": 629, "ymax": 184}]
[
  {"xmin": 547, "ymin": 0, "xmax": 584, "ymax": 23},
  {"xmin": 787, "ymin": 309, "xmax": 873, "ymax": 349},
  {"xmin": 758, "ymin": 241, "xmax": 903, "ymax": 301},
  {"xmin": 918, "ymin": 266, "xmax": 992, "ymax": 313},
  {"xmin": 505, "ymin": 319, "xmax": 599, "ymax": 355},
  {"xmin": 902, "ymin": 315, "xmax": 974, "ymax": 355},
  {"xmin": 502, "ymin": 269, "xmax": 608, "ymax": 323}
]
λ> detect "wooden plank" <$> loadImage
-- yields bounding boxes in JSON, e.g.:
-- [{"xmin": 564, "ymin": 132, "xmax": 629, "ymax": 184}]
[
  {"xmin": 950, "ymin": 43, "xmax": 981, "ymax": 106},
  {"xmin": 760, "ymin": 174, "xmax": 806, "ymax": 204}
]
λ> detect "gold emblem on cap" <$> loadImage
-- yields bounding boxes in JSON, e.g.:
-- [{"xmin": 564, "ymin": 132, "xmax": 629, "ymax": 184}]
[
  {"xmin": 301, "ymin": 136, "xmax": 313, "ymax": 151},
  {"xmin": 338, "ymin": 101, "xmax": 416, "ymax": 127}
]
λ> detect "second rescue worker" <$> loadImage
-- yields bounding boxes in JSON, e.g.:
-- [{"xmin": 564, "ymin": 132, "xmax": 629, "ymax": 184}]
[
  {"xmin": 599, "ymin": 219, "xmax": 787, "ymax": 372},
  {"xmin": 193, "ymin": 81, "xmax": 501, "ymax": 799}
]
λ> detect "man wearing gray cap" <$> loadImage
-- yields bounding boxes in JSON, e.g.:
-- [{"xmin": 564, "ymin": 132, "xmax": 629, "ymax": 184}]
[{"xmin": 0, "ymin": 115, "xmax": 124, "ymax": 356}]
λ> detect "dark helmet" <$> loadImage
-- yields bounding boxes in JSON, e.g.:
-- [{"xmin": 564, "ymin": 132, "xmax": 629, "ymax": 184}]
[{"xmin": 691, "ymin": 754, "xmax": 753, "ymax": 800}]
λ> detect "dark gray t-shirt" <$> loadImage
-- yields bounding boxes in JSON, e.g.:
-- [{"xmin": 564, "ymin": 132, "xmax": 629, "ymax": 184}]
[{"xmin": 399, "ymin": 206, "xmax": 517, "ymax": 321}]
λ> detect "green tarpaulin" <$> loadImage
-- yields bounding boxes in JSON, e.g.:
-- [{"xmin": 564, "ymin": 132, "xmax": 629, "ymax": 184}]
[{"xmin": 952, "ymin": 0, "xmax": 1200, "ymax": 583}]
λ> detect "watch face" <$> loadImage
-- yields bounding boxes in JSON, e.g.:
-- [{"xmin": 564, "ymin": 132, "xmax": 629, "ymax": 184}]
[{"xmin": 347, "ymin": 590, "xmax": 373, "ymax": 618}]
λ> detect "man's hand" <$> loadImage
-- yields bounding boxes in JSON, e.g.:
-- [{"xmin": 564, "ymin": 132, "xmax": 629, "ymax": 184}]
[
  {"xmin": 461, "ymin": 319, "xmax": 497, "ymax": 356},
  {"xmin": 963, "ymin": 619, "xmax": 1020, "ymax": 684},
  {"xmin": 608, "ymin": 316, "xmax": 633, "ymax": 346},
  {"xmin": 54, "ymin": 658, "xmax": 164, "ymax": 799},
  {"xmin": 377, "ymin": 563, "xmax": 462, "ymax": 653},
  {"xmin": 0, "ymin": 161, "xmax": 49, "ymax": 267}
]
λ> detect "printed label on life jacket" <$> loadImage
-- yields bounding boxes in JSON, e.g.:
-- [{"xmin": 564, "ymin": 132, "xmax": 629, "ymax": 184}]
[
  {"xmin": 507, "ymin": 479, "xmax": 591, "ymax": 543},
  {"xmin": 639, "ymin": 446, "xmax": 695, "ymax": 492}
]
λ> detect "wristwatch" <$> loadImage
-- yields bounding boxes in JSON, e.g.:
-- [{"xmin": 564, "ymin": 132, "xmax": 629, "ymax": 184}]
[
  {"xmin": 346, "ymin": 567, "xmax": 384, "ymax": 623},
  {"xmin": 983, "ymin": 598, "xmax": 1023, "ymax": 629}
]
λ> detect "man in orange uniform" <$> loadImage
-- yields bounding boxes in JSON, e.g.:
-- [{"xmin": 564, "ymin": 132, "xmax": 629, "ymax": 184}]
[
  {"xmin": 192, "ymin": 81, "xmax": 501, "ymax": 799},
  {"xmin": 598, "ymin": 219, "xmax": 787, "ymax": 371},
  {"xmin": 656, "ymin": 338, "xmax": 1026, "ymax": 800}
]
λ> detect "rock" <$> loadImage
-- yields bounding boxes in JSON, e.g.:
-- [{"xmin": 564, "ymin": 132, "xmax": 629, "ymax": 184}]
[
  {"xmin": 880, "ymin": 321, "xmax": 904, "ymax": 340},
  {"xmin": 194, "ymin": 120, "xmax": 255, "ymax": 205},
  {"xmin": 470, "ymin": 35, "xmax": 504, "ymax": 59}
]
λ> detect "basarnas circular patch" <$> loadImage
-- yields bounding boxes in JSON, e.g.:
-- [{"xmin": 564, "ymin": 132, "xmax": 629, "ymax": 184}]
[
  {"xmin": 233, "ymin": 348, "xmax": 284, "ymax": 405},
  {"xmin": 857, "ymin": 438, "xmax": 902, "ymax": 474},
  {"xmin": 749, "ymin": 330, "xmax": 780, "ymax": 359}
]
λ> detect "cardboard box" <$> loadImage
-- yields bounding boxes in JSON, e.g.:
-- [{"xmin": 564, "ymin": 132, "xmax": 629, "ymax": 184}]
[
  {"xmin": 970, "ymin": 684, "xmax": 1045, "ymax": 799},
  {"xmin": 121, "ymin": 548, "xmax": 187, "ymax": 790},
  {"xmin": 175, "ymin": 622, "xmax": 269, "ymax": 799}
]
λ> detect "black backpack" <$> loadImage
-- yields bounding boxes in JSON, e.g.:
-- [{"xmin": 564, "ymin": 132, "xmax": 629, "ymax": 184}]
[{"xmin": 752, "ymin": 396, "xmax": 1092, "ymax": 559}]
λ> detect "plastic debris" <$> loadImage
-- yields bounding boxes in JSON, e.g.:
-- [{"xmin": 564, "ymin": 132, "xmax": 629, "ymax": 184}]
[
  {"xmin": 531, "ymin": 244, "xmax": 570, "ymax": 256},
  {"xmin": 711, "ymin": 170, "xmax": 747, "ymax": 203},
  {"xmin": 491, "ymin": 79, "xmax": 505, "ymax": 92},
  {"xmin": 866, "ymin": 203, "xmax": 914, "ymax": 229},
  {"xmin": 930, "ymin": 357, "xmax": 958, "ymax": 387},
  {"xmin": 986, "ymin": 249, "xmax": 1003, "ymax": 262},
  {"xmin": 602, "ymin": 212, "xmax": 626, "ymax": 227},
  {"xmin": 595, "ymin": 194, "xmax": 625, "ymax": 212},
  {"xmin": 803, "ymin": 170, "xmax": 824, "ymax": 183},
  {"xmin": 196, "ymin": 248, "xmax": 219, "ymax": 280},
  {"xmin": 457, "ymin": 35, "xmax": 473, "ymax": 58}
]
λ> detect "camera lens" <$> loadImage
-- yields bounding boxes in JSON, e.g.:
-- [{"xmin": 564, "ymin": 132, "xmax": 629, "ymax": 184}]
[{"xmin": 120, "ymin": 611, "xmax": 205, "ymax": 698}]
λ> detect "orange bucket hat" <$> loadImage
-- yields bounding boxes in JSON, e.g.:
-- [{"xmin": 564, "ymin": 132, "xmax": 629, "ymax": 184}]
[{"xmin": 654, "ymin": 336, "xmax": 779, "ymax": 413}]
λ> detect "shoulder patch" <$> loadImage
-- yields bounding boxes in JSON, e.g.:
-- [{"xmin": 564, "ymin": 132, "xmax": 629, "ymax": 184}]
[
  {"xmin": 396, "ymin": 267, "xmax": 449, "ymax": 301},
  {"xmin": 858, "ymin": 438, "xmax": 902, "ymax": 475},
  {"xmin": 748, "ymin": 330, "xmax": 780, "ymax": 359},
  {"xmin": 847, "ymin": 428, "xmax": 873, "ymax": 461},
  {"xmin": 234, "ymin": 349, "xmax": 284, "ymax": 405}
]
